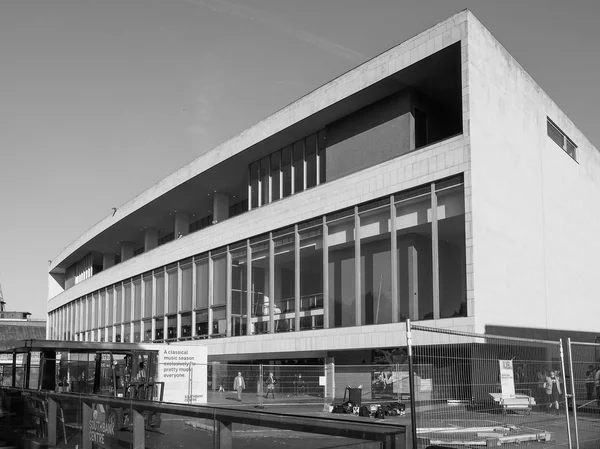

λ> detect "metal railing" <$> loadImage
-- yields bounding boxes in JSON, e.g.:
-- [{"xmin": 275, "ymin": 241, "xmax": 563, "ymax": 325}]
[{"xmin": 0, "ymin": 387, "xmax": 406, "ymax": 449}]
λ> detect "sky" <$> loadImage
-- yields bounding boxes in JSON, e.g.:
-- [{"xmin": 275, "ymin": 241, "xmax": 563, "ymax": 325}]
[{"xmin": 1, "ymin": 0, "xmax": 599, "ymax": 319}]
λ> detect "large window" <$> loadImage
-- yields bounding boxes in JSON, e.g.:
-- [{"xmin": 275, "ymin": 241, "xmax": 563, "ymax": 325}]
[
  {"xmin": 299, "ymin": 221, "xmax": 324, "ymax": 330},
  {"xmin": 167, "ymin": 266, "xmax": 178, "ymax": 314},
  {"xmin": 274, "ymin": 228, "xmax": 295, "ymax": 332},
  {"xmin": 395, "ymin": 188, "xmax": 433, "ymax": 321},
  {"xmin": 249, "ymin": 131, "xmax": 325, "ymax": 209},
  {"xmin": 143, "ymin": 273, "xmax": 152, "ymax": 319},
  {"xmin": 230, "ymin": 245, "xmax": 248, "ymax": 337},
  {"xmin": 133, "ymin": 278, "xmax": 142, "ymax": 321},
  {"xmin": 195, "ymin": 257, "xmax": 209, "ymax": 310},
  {"xmin": 359, "ymin": 200, "xmax": 393, "ymax": 325},
  {"xmin": 212, "ymin": 252, "xmax": 227, "ymax": 307},
  {"xmin": 123, "ymin": 281, "xmax": 132, "ymax": 323},
  {"xmin": 328, "ymin": 210, "xmax": 356, "ymax": 328},
  {"xmin": 436, "ymin": 181, "xmax": 467, "ymax": 318},
  {"xmin": 59, "ymin": 176, "xmax": 467, "ymax": 342},
  {"xmin": 181, "ymin": 262, "xmax": 193, "ymax": 313},
  {"xmin": 251, "ymin": 237, "xmax": 270, "ymax": 334}
]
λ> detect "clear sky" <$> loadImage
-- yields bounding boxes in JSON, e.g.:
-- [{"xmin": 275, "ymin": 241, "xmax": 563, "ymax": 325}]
[{"xmin": 1, "ymin": 0, "xmax": 599, "ymax": 319}]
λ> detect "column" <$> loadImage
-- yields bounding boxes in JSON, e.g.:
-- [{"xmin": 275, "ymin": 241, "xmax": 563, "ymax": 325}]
[
  {"xmin": 102, "ymin": 253, "xmax": 116, "ymax": 270},
  {"xmin": 175, "ymin": 212, "xmax": 190, "ymax": 238},
  {"xmin": 213, "ymin": 193, "xmax": 230, "ymax": 224},
  {"xmin": 145, "ymin": 228, "xmax": 159, "ymax": 251},
  {"xmin": 120, "ymin": 242, "xmax": 134, "ymax": 262}
]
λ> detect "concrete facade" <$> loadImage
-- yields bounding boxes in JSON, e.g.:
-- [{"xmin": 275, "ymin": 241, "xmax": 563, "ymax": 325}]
[{"xmin": 46, "ymin": 11, "xmax": 600, "ymax": 362}]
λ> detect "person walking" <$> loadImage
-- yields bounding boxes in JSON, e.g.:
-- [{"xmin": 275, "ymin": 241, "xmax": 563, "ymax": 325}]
[
  {"xmin": 233, "ymin": 372, "xmax": 245, "ymax": 402},
  {"xmin": 595, "ymin": 366, "xmax": 600, "ymax": 407},
  {"xmin": 264, "ymin": 372, "xmax": 276, "ymax": 399},
  {"xmin": 585, "ymin": 365, "xmax": 595, "ymax": 401},
  {"xmin": 544, "ymin": 370, "xmax": 562, "ymax": 415}
]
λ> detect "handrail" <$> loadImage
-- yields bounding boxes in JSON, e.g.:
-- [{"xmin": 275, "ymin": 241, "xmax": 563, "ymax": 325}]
[{"xmin": 1, "ymin": 387, "xmax": 406, "ymax": 448}]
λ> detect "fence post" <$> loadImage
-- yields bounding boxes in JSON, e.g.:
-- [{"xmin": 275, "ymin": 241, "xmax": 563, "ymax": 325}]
[
  {"xmin": 567, "ymin": 338, "xmax": 579, "ymax": 449},
  {"xmin": 406, "ymin": 319, "xmax": 418, "ymax": 449},
  {"xmin": 258, "ymin": 364, "xmax": 264, "ymax": 408},
  {"xmin": 559, "ymin": 339, "xmax": 573, "ymax": 449}
]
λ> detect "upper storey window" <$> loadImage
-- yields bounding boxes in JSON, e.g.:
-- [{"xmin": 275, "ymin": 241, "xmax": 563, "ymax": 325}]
[
  {"xmin": 547, "ymin": 118, "xmax": 577, "ymax": 161},
  {"xmin": 249, "ymin": 130, "xmax": 326, "ymax": 209}
]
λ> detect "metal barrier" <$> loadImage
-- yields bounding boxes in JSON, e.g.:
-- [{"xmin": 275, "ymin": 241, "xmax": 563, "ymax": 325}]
[
  {"xmin": 0, "ymin": 387, "xmax": 406, "ymax": 449},
  {"xmin": 406, "ymin": 321, "xmax": 573, "ymax": 449},
  {"xmin": 566, "ymin": 339, "xmax": 600, "ymax": 449}
]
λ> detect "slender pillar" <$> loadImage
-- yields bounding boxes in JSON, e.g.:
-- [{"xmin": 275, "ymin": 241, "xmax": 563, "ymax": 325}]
[
  {"xmin": 354, "ymin": 206, "xmax": 361, "ymax": 326},
  {"xmin": 145, "ymin": 228, "xmax": 159, "ymax": 251},
  {"xmin": 390, "ymin": 196, "xmax": 399, "ymax": 322},
  {"xmin": 269, "ymin": 234, "xmax": 275, "ymax": 333},
  {"xmin": 226, "ymin": 248, "xmax": 232, "ymax": 337},
  {"xmin": 322, "ymin": 217, "xmax": 329, "ymax": 329},
  {"xmin": 175, "ymin": 212, "xmax": 190, "ymax": 238},
  {"xmin": 213, "ymin": 193, "xmax": 230, "ymax": 223},
  {"xmin": 431, "ymin": 184, "xmax": 440, "ymax": 320},
  {"xmin": 120, "ymin": 242, "xmax": 134, "ymax": 262},
  {"xmin": 294, "ymin": 225, "xmax": 301, "ymax": 332},
  {"xmin": 246, "ymin": 242, "xmax": 253, "ymax": 336},
  {"xmin": 102, "ymin": 253, "xmax": 116, "ymax": 270}
]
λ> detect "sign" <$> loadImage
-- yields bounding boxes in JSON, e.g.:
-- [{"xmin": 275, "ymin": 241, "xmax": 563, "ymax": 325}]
[
  {"xmin": 82, "ymin": 404, "xmax": 116, "ymax": 449},
  {"xmin": 499, "ymin": 359, "xmax": 515, "ymax": 398},
  {"xmin": 156, "ymin": 344, "xmax": 207, "ymax": 404}
]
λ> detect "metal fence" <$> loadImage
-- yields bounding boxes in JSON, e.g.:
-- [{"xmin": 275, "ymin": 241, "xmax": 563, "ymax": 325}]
[
  {"xmin": 406, "ymin": 321, "xmax": 574, "ymax": 449},
  {"xmin": 567, "ymin": 339, "xmax": 600, "ymax": 449}
]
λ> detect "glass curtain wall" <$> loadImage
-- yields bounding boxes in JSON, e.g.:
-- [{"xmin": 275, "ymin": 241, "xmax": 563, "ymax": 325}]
[
  {"xmin": 395, "ymin": 188, "xmax": 433, "ymax": 321},
  {"xmin": 107, "ymin": 287, "xmax": 114, "ymax": 342},
  {"xmin": 212, "ymin": 250, "xmax": 227, "ymax": 337},
  {"xmin": 436, "ymin": 182, "xmax": 467, "ymax": 318},
  {"xmin": 181, "ymin": 261, "xmax": 193, "ymax": 338},
  {"xmin": 167, "ymin": 266, "xmax": 178, "ymax": 340},
  {"xmin": 155, "ymin": 271, "xmax": 165, "ymax": 340},
  {"xmin": 299, "ymin": 221, "xmax": 324, "ymax": 330},
  {"xmin": 55, "ymin": 177, "xmax": 467, "ymax": 342},
  {"xmin": 251, "ymin": 236, "xmax": 270, "ymax": 334},
  {"xmin": 230, "ymin": 245, "xmax": 248, "ymax": 337},
  {"xmin": 327, "ymin": 210, "xmax": 356, "ymax": 328},
  {"xmin": 273, "ymin": 228, "xmax": 295, "ymax": 332},
  {"xmin": 123, "ymin": 281, "xmax": 132, "ymax": 342},
  {"xmin": 359, "ymin": 200, "xmax": 393, "ymax": 325},
  {"xmin": 195, "ymin": 256, "xmax": 209, "ymax": 337},
  {"xmin": 143, "ymin": 273, "xmax": 152, "ymax": 342}
]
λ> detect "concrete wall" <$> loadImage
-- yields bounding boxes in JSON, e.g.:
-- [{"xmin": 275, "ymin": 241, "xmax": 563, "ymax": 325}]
[
  {"xmin": 467, "ymin": 12, "xmax": 600, "ymax": 335},
  {"xmin": 326, "ymin": 89, "xmax": 412, "ymax": 182}
]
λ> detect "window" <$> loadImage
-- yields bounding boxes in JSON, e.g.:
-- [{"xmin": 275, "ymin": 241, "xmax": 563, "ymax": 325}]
[{"xmin": 547, "ymin": 118, "xmax": 577, "ymax": 160}]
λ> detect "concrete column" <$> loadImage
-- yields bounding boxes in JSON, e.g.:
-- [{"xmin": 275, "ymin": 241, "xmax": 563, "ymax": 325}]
[
  {"xmin": 145, "ymin": 228, "xmax": 159, "ymax": 251},
  {"xmin": 102, "ymin": 253, "xmax": 116, "ymax": 270},
  {"xmin": 213, "ymin": 193, "xmax": 230, "ymax": 223},
  {"xmin": 120, "ymin": 242, "xmax": 134, "ymax": 262},
  {"xmin": 174, "ymin": 212, "xmax": 190, "ymax": 238}
]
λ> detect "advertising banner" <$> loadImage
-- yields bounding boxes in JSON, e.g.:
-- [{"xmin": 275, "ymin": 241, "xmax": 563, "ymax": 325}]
[{"xmin": 156, "ymin": 344, "xmax": 207, "ymax": 404}]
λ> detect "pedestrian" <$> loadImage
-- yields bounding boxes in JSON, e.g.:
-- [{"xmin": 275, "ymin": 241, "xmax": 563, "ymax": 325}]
[
  {"xmin": 585, "ymin": 365, "xmax": 595, "ymax": 401},
  {"xmin": 264, "ymin": 372, "xmax": 276, "ymax": 399},
  {"xmin": 595, "ymin": 365, "xmax": 600, "ymax": 407},
  {"xmin": 544, "ymin": 370, "xmax": 562, "ymax": 415},
  {"xmin": 233, "ymin": 372, "xmax": 245, "ymax": 402}
]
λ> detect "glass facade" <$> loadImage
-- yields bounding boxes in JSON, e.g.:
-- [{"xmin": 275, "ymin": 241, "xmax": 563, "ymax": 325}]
[
  {"xmin": 249, "ymin": 131, "xmax": 326, "ymax": 209},
  {"xmin": 52, "ymin": 176, "xmax": 467, "ymax": 343}
]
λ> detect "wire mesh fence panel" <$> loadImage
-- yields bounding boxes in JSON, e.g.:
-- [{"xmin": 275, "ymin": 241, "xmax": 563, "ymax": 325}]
[
  {"xmin": 409, "ymin": 323, "xmax": 572, "ymax": 449},
  {"xmin": 567, "ymin": 340, "xmax": 600, "ymax": 449}
]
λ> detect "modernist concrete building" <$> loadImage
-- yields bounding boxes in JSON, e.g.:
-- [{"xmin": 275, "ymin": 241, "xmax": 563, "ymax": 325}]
[{"xmin": 47, "ymin": 10, "xmax": 600, "ymax": 365}]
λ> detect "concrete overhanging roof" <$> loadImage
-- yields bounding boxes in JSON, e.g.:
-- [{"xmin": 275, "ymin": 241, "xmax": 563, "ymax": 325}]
[{"xmin": 49, "ymin": 10, "xmax": 468, "ymax": 273}]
